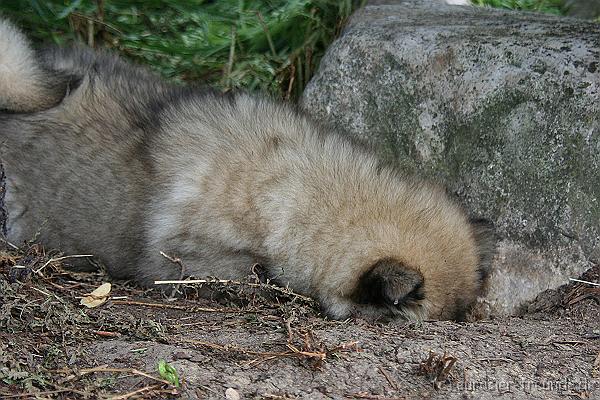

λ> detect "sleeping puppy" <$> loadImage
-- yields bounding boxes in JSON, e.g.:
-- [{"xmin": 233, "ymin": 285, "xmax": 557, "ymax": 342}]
[{"xmin": 0, "ymin": 18, "xmax": 494, "ymax": 321}]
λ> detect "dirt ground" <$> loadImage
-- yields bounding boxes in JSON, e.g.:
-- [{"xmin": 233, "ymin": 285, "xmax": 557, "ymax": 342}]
[{"xmin": 0, "ymin": 243, "xmax": 598, "ymax": 400}]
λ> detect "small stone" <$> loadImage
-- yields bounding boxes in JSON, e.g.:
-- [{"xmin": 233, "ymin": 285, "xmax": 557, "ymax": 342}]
[
  {"xmin": 225, "ymin": 387, "xmax": 241, "ymax": 400},
  {"xmin": 172, "ymin": 351, "xmax": 192, "ymax": 360}
]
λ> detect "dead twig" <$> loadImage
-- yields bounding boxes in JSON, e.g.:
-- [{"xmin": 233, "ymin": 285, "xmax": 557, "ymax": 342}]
[
  {"xmin": 477, "ymin": 357, "xmax": 513, "ymax": 363},
  {"xmin": 69, "ymin": 11, "xmax": 122, "ymax": 34},
  {"xmin": 111, "ymin": 299, "xmax": 239, "ymax": 313},
  {"xmin": 256, "ymin": 11, "xmax": 277, "ymax": 57},
  {"xmin": 93, "ymin": 330, "xmax": 121, "ymax": 338},
  {"xmin": 418, "ymin": 350, "xmax": 458, "ymax": 389},
  {"xmin": 285, "ymin": 317, "xmax": 294, "ymax": 342},
  {"xmin": 180, "ymin": 337, "xmax": 358, "ymax": 367},
  {"xmin": 567, "ymin": 287, "xmax": 600, "ymax": 306},
  {"xmin": 285, "ymin": 343, "xmax": 326, "ymax": 361},
  {"xmin": 34, "ymin": 254, "xmax": 94, "ymax": 274},
  {"xmin": 378, "ymin": 366, "xmax": 399, "ymax": 391},
  {"xmin": 346, "ymin": 393, "xmax": 406, "ymax": 400},
  {"xmin": 224, "ymin": 25, "xmax": 236, "ymax": 88},
  {"xmin": 286, "ymin": 62, "xmax": 296, "ymax": 100},
  {"xmin": 1, "ymin": 381, "xmax": 91, "ymax": 399},
  {"xmin": 58, "ymin": 366, "xmax": 172, "ymax": 386},
  {"xmin": 159, "ymin": 251, "xmax": 186, "ymax": 299},
  {"xmin": 569, "ymin": 278, "xmax": 600, "ymax": 287},
  {"xmin": 0, "ymin": 236, "xmax": 20, "ymax": 250},
  {"xmin": 1, "ymin": 388, "xmax": 84, "ymax": 398},
  {"xmin": 107, "ymin": 384, "xmax": 176, "ymax": 400},
  {"xmin": 154, "ymin": 278, "xmax": 315, "ymax": 304},
  {"xmin": 262, "ymin": 394, "xmax": 297, "ymax": 400}
]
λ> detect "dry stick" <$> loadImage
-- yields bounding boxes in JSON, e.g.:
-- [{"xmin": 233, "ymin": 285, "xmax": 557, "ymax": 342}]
[
  {"xmin": 31, "ymin": 286, "xmax": 51, "ymax": 297},
  {"xmin": 286, "ymin": 62, "xmax": 296, "ymax": 100},
  {"xmin": 304, "ymin": 47, "xmax": 312, "ymax": 86},
  {"xmin": 327, "ymin": 340, "xmax": 360, "ymax": 354},
  {"xmin": 87, "ymin": 18, "xmax": 94, "ymax": 47},
  {"xmin": 181, "ymin": 337, "xmax": 358, "ymax": 367},
  {"xmin": 34, "ymin": 254, "xmax": 94, "ymax": 274},
  {"xmin": 94, "ymin": 330, "xmax": 121, "ymax": 337},
  {"xmin": 154, "ymin": 278, "xmax": 316, "ymax": 304},
  {"xmin": 111, "ymin": 299, "xmax": 235, "ymax": 313},
  {"xmin": 286, "ymin": 343, "xmax": 326, "ymax": 360},
  {"xmin": 97, "ymin": 0, "xmax": 105, "ymax": 23},
  {"xmin": 244, "ymin": 354, "xmax": 280, "ymax": 367},
  {"xmin": 347, "ymin": 393, "xmax": 406, "ymax": 400},
  {"xmin": 568, "ymin": 291, "xmax": 600, "ymax": 305},
  {"xmin": 70, "ymin": 11, "xmax": 122, "ymax": 34},
  {"xmin": 50, "ymin": 384, "xmax": 90, "ymax": 397},
  {"xmin": 224, "ymin": 25, "xmax": 237, "ymax": 88},
  {"xmin": 552, "ymin": 340, "xmax": 587, "ymax": 345},
  {"xmin": 296, "ymin": 56, "xmax": 303, "ymax": 95},
  {"xmin": 107, "ymin": 384, "xmax": 164, "ymax": 400},
  {"xmin": 378, "ymin": 366, "xmax": 399, "ymax": 391},
  {"xmin": 262, "ymin": 394, "xmax": 297, "ymax": 400},
  {"xmin": 159, "ymin": 251, "xmax": 186, "ymax": 299},
  {"xmin": 180, "ymin": 337, "xmax": 326, "ymax": 360},
  {"xmin": 61, "ymin": 366, "xmax": 172, "ymax": 386},
  {"xmin": 1, "ymin": 381, "xmax": 91, "ymax": 398},
  {"xmin": 2, "ymin": 389, "xmax": 74, "ymax": 399},
  {"xmin": 476, "ymin": 357, "xmax": 513, "ymax": 363},
  {"xmin": 284, "ymin": 318, "xmax": 294, "ymax": 342},
  {"xmin": 569, "ymin": 278, "xmax": 600, "ymax": 287},
  {"xmin": 256, "ymin": 11, "xmax": 277, "ymax": 57},
  {"xmin": 0, "ymin": 236, "xmax": 20, "ymax": 250},
  {"xmin": 437, "ymin": 354, "xmax": 457, "ymax": 386}
]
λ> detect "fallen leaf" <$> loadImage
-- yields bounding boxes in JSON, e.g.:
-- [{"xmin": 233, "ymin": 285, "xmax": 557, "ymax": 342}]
[{"xmin": 80, "ymin": 282, "xmax": 111, "ymax": 308}]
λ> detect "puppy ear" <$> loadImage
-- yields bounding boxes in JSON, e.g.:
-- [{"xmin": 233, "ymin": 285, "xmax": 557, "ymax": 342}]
[
  {"xmin": 353, "ymin": 258, "xmax": 424, "ymax": 307},
  {"xmin": 469, "ymin": 218, "xmax": 496, "ymax": 282}
]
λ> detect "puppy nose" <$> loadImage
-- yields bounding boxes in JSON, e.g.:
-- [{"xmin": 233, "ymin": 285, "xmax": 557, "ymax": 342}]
[{"xmin": 354, "ymin": 258, "xmax": 425, "ymax": 306}]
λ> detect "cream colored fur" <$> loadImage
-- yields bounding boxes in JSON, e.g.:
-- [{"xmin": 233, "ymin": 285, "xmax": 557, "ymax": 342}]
[{"xmin": 0, "ymin": 18, "xmax": 494, "ymax": 321}]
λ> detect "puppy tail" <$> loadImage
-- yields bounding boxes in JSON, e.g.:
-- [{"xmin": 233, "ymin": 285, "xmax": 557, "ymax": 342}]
[{"xmin": 0, "ymin": 18, "xmax": 72, "ymax": 112}]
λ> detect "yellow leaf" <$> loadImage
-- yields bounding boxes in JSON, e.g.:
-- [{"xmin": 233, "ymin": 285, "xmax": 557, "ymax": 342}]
[
  {"xmin": 89, "ymin": 282, "xmax": 111, "ymax": 298},
  {"xmin": 80, "ymin": 282, "xmax": 111, "ymax": 308}
]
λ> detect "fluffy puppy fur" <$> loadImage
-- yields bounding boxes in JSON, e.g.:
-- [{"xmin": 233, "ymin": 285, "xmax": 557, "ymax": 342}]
[{"xmin": 0, "ymin": 18, "xmax": 494, "ymax": 321}]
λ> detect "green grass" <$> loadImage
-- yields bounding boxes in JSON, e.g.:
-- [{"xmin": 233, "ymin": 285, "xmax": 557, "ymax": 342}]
[
  {"xmin": 0, "ymin": 0, "xmax": 364, "ymax": 99},
  {"xmin": 0, "ymin": 0, "xmax": 571, "ymax": 100},
  {"xmin": 471, "ymin": 0, "xmax": 568, "ymax": 15}
]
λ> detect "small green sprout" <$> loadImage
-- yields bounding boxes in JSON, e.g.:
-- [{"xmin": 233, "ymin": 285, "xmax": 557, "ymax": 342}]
[{"xmin": 157, "ymin": 359, "xmax": 180, "ymax": 388}]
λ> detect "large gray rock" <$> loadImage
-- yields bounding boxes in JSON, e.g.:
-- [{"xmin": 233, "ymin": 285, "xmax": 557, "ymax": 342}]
[{"xmin": 302, "ymin": 0, "xmax": 600, "ymax": 315}]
